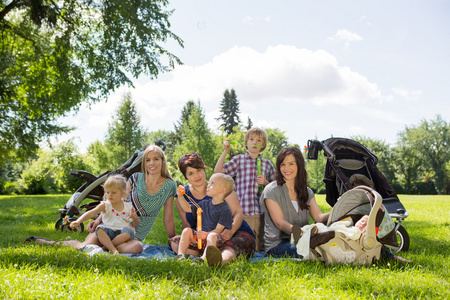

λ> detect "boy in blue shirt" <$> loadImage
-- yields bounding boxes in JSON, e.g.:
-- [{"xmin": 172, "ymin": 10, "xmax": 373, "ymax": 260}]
[{"xmin": 176, "ymin": 173, "xmax": 234, "ymax": 266}]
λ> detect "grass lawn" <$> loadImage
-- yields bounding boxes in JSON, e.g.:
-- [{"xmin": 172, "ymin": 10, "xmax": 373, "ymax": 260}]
[{"xmin": 0, "ymin": 194, "xmax": 449, "ymax": 299}]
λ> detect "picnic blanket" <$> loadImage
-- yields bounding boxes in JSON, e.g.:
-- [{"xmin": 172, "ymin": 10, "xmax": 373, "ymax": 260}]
[{"xmin": 79, "ymin": 244, "xmax": 299, "ymax": 262}]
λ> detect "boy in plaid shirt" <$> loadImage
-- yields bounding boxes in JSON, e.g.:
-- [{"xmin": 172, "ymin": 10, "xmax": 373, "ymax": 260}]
[{"xmin": 214, "ymin": 127, "xmax": 275, "ymax": 251}]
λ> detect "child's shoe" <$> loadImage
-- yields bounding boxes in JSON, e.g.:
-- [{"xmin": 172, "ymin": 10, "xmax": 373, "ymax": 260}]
[
  {"xmin": 175, "ymin": 254, "xmax": 185, "ymax": 260},
  {"xmin": 189, "ymin": 256, "xmax": 204, "ymax": 264},
  {"xmin": 205, "ymin": 245, "xmax": 222, "ymax": 267}
]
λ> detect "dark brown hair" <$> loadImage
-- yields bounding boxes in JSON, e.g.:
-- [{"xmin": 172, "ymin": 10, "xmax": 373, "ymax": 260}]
[
  {"xmin": 178, "ymin": 153, "xmax": 207, "ymax": 179},
  {"xmin": 275, "ymin": 147, "xmax": 309, "ymax": 210}
]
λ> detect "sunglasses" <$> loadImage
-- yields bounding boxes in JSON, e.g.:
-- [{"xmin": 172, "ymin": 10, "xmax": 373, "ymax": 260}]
[{"xmin": 179, "ymin": 153, "xmax": 199, "ymax": 163}]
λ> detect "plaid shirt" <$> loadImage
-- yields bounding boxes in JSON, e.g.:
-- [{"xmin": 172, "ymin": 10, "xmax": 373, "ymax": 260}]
[{"xmin": 223, "ymin": 152, "xmax": 276, "ymax": 215}]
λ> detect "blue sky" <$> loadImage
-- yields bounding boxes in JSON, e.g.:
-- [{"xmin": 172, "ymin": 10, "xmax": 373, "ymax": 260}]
[{"xmin": 58, "ymin": 0, "xmax": 450, "ymax": 151}]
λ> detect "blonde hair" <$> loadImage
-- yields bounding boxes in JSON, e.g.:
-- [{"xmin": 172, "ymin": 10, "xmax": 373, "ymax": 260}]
[
  {"xmin": 245, "ymin": 127, "xmax": 268, "ymax": 152},
  {"xmin": 103, "ymin": 174, "xmax": 128, "ymax": 200},
  {"xmin": 141, "ymin": 144, "xmax": 173, "ymax": 181},
  {"xmin": 212, "ymin": 173, "xmax": 235, "ymax": 198}
]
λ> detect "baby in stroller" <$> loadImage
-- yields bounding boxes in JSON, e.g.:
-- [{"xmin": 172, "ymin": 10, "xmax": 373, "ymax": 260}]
[{"xmin": 292, "ymin": 186, "xmax": 401, "ymax": 264}]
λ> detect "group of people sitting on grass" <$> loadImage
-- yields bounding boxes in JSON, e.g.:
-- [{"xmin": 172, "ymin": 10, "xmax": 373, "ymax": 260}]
[{"xmin": 25, "ymin": 127, "xmax": 410, "ymax": 266}]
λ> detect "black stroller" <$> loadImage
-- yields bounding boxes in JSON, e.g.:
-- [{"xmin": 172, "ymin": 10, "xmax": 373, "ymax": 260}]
[
  {"xmin": 307, "ymin": 138, "xmax": 410, "ymax": 252},
  {"xmin": 55, "ymin": 141, "xmax": 166, "ymax": 232}
]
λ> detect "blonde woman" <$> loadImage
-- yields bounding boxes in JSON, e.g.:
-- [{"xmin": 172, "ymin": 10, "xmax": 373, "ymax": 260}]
[{"xmin": 25, "ymin": 145, "xmax": 176, "ymax": 254}]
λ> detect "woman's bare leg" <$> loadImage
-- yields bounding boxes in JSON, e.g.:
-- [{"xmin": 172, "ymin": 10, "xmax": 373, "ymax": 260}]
[
  {"xmin": 28, "ymin": 232, "xmax": 102, "ymax": 249},
  {"xmin": 221, "ymin": 247, "xmax": 237, "ymax": 266},
  {"xmin": 116, "ymin": 239, "xmax": 143, "ymax": 254}
]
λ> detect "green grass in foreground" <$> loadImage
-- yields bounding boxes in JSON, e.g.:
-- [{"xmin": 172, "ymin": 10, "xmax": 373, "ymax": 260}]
[{"xmin": 0, "ymin": 194, "xmax": 449, "ymax": 299}]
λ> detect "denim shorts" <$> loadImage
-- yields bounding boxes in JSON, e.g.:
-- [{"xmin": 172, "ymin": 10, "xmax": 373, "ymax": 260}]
[
  {"xmin": 96, "ymin": 225, "xmax": 135, "ymax": 241},
  {"xmin": 266, "ymin": 240, "xmax": 302, "ymax": 258}
]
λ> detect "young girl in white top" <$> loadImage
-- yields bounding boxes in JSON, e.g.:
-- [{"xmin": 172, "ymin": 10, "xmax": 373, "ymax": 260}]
[{"xmin": 70, "ymin": 174, "xmax": 137, "ymax": 254}]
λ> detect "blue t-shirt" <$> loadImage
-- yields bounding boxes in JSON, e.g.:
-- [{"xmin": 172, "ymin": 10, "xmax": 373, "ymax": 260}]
[
  {"xmin": 191, "ymin": 200, "xmax": 233, "ymax": 232},
  {"xmin": 181, "ymin": 185, "xmax": 255, "ymax": 237}
]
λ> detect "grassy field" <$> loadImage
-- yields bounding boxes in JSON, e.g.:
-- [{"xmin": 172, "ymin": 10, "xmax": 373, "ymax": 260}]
[{"xmin": 0, "ymin": 194, "xmax": 449, "ymax": 299}]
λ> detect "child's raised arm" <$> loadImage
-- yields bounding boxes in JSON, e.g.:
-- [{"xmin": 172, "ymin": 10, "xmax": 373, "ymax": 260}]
[
  {"xmin": 70, "ymin": 202, "xmax": 106, "ymax": 229},
  {"xmin": 214, "ymin": 139, "xmax": 231, "ymax": 173}
]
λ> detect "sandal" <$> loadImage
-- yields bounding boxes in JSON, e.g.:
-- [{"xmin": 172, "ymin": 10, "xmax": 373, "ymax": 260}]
[{"xmin": 24, "ymin": 236, "xmax": 55, "ymax": 245}]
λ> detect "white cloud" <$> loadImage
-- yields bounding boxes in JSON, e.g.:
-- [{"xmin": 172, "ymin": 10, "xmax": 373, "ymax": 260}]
[
  {"xmin": 391, "ymin": 87, "xmax": 422, "ymax": 101},
  {"xmin": 327, "ymin": 29, "xmax": 363, "ymax": 48},
  {"xmin": 243, "ymin": 16, "xmax": 254, "ymax": 26},
  {"xmin": 58, "ymin": 45, "xmax": 390, "ymax": 150},
  {"xmin": 359, "ymin": 16, "xmax": 372, "ymax": 26},
  {"xmin": 147, "ymin": 45, "xmax": 380, "ymax": 106}
]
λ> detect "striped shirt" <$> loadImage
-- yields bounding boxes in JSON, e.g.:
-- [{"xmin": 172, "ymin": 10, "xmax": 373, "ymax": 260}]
[
  {"xmin": 128, "ymin": 173, "xmax": 176, "ymax": 241},
  {"xmin": 223, "ymin": 152, "xmax": 276, "ymax": 215}
]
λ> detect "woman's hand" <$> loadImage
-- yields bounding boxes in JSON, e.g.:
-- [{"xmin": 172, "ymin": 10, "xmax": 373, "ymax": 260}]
[
  {"xmin": 86, "ymin": 213, "xmax": 103, "ymax": 233},
  {"xmin": 86, "ymin": 221, "xmax": 96, "ymax": 233},
  {"xmin": 220, "ymin": 229, "xmax": 233, "ymax": 241},
  {"xmin": 128, "ymin": 208, "xmax": 139, "ymax": 227}
]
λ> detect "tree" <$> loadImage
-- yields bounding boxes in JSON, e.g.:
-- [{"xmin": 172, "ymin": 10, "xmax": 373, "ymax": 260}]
[
  {"xmin": 392, "ymin": 143, "xmax": 422, "ymax": 193},
  {"xmin": 49, "ymin": 139, "xmax": 93, "ymax": 193},
  {"xmin": 397, "ymin": 115, "xmax": 450, "ymax": 194},
  {"xmin": 105, "ymin": 93, "xmax": 148, "ymax": 169},
  {"xmin": 19, "ymin": 139, "xmax": 92, "ymax": 194},
  {"xmin": 264, "ymin": 128, "xmax": 289, "ymax": 165},
  {"xmin": 246, "ymin": 116, "xmax": 253, "ymax": 131},
  {"xmin": 172, "ymin": 102, "xmax": 218, "ymax": 183},
  {"xmin": 87, "ymin": 141, "xmax": 111, "ymax": 175},
  {"xmin": 173, "ymin": 100, "xmax": 196, "ymax": 144},
  {"xmin": 306, "ymin": 149, "xmax": 327, "ymax": 194},
  {"xmin": 0, "ymin": 0, "xmax": 183, "ymax": 164},
  {"xmin": 216, "ymin": 89, "xmax": 241, "ymax": 135}
]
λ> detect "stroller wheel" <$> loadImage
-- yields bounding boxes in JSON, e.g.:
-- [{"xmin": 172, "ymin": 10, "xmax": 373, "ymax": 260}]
[
  {"xmin": 55, "ymin": 217, "xmax": 85, "ymax": 233},
  {"xmin": 385, "ymin": 224, "xmax": 410, "ymax": 253}
]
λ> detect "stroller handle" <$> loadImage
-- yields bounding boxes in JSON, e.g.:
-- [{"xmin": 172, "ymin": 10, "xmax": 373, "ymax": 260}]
[{"xmin": 363, "ymin": 188, "xmax": 382, "ymax": 250}]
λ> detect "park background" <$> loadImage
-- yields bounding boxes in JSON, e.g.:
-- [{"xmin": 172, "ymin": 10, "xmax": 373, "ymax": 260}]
[{"xmin": 1, "ymin": 1, "xmax": 449, "ymax": 298}]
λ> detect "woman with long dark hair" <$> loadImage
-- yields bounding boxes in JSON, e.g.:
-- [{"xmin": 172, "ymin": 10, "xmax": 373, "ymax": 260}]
[{"xmin": 260, "ymin": 147, "xmax": 329, "ymax": 257}]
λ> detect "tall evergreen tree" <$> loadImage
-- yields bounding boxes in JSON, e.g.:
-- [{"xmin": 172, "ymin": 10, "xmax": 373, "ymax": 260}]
[
  {"xmin": 246, "ymin": 116, "xmax": 253, "ymax": 131},
  {"xmin": 173, "ymin": 100, "xmax": 196, "ymax": 143},
  {"xmin": 172, "ymin": 101, "xmax": 218, "ymax": 182},
  {"xmin": 89, "ymin": 93, "xmax": 147, "ymax": 171},
  {"xmin": 216, "ymin": 89, "xmax": 241, "ymax": 135}
]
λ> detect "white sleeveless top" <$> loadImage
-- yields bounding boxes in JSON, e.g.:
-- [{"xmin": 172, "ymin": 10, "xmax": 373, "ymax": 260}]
[{"xmin": 102, "ymin": 201, "xmax": 135, "ymax": 232}]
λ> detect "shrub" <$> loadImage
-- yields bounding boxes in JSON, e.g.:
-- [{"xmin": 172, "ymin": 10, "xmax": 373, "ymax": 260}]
[{"xmin": 411, "ymin": 181, "xmax": 436, "ymax": 195}]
